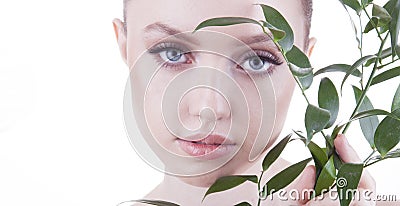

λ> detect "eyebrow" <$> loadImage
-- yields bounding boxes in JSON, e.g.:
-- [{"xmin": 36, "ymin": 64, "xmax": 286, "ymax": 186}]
[
  {"xmin": 238, "ymin": 34, "xmax": 273, "ymax": 46},
  {"xmin": 143, "ymin": 22, "xmax": 200, "ymax": 45},
  {"xmin": 143, "ymin": 22, "xmax": 274, "ymax": 46}
]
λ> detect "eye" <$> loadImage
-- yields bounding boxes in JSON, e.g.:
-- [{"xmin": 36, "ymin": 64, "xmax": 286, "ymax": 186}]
[
  {"xmin": 159, "ymin": 48, "xmax": 187, "ymax": 63},
  {"xmin": 242, "ymin": 56, "xmax": 271, "ymax": 71},
  {"xmin": 238, "ymin": 50, "xmax": 283, "ymax": 74},
  {"xmin": 148, "ymin": 42, "xmax": 193, "ymax": 70}
]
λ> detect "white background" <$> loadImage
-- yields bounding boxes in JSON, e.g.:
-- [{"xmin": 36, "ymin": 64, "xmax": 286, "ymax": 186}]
[{"xmin": 0, "ymin": 0, "xmax": 399, "ymax": 205}]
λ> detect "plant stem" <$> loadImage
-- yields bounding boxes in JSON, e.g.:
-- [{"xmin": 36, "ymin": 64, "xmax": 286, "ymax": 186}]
[
  {"xmin": 257, "ymin": 171, "xmax": 265, "ymax": 206},
  {"xmin": 260, "ymin": 24, "xmax": 311, "ymax": 105},
  {"xmin": 362, "ymin": 7, "xmax": 383, "ymax": 42},
  {"xmin": 377, "ymin": 58, "xmax": 400, "ymax": 69},
  {"xmin": 342, "ymin": 32, "xmax": 389, "ymax": 134},
  {"xmin": 359, "ymin": 15, "xmax": 365, "ymax": 90},
  {"xmin": 363, "ymin": 150, "xmax": 377, "ymax": 164},
  {"xmin": 365, "ymin": 157, "xmax": 386, "ymax": 168},
  {"xmin": 294, "ymin": 77, "xmax": 311, "ymax": 104}
]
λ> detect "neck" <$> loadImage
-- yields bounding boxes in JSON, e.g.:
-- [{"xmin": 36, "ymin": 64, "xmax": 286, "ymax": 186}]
[{"xmin": 144, "ymin": 156, "xmax": 288, "ymax": 206}]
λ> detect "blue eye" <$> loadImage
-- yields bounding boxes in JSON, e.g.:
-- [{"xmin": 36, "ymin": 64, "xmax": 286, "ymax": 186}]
[
  {"xmin": 161, "ymin": 48, "xmax": 186, "ymax": 62},
  {"xmin": 241, "ymin": 56, "xmax": 271, "ymax": 72},
  {"xmin": 239, "ymin": 50, "xmax": 283, "ymax": 74}
]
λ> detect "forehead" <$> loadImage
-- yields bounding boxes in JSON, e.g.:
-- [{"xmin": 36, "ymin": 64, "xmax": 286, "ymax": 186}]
[{"xmin": 125, "ymin": 0, "xmax": 306, "ymax": 50}]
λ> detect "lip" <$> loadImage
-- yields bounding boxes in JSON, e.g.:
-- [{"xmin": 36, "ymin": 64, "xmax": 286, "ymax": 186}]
[{"xmin": 176, "ymin": 134, "xmax": 236, "ymax": 160}]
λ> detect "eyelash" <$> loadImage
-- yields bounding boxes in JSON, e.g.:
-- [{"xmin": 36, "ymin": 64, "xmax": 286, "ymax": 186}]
[
  {"xmin": 237, "ymin": 50, "xmax": 284, "ymax": 76},
  {"xmin": 148, "ymin": 42, "xmax": 193, "ymax": 70},
  {"xmin": 147, "ymin": 42, "xmax": 284, "ymax": 75}
]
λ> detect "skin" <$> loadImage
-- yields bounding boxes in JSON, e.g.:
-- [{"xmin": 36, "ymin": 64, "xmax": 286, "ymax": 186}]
[{"xmin": 113, "ymin": 0, "xmax": 379, "ymax": 205}]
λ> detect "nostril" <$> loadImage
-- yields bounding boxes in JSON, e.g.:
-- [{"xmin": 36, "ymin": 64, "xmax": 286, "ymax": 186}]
[{"xmin": 199, "ymin": 107, "xmax": 217, "ymax": 122}]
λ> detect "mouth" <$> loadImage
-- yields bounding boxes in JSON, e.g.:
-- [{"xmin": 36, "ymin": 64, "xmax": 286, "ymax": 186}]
[{"xmin": 176, "ymin": 134, "xmax": 236, "ymax": 160}]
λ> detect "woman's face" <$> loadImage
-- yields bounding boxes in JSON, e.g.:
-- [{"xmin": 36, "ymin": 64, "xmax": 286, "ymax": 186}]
[{"xmin": 115, "ymin": 0, "xmax": 313, "ymax": 186}]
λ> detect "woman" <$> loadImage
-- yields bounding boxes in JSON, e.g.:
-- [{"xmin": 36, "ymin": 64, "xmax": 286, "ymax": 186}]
[{"xmin": 113, "ymin": 0, "xmax": 378, "ymax": 205}]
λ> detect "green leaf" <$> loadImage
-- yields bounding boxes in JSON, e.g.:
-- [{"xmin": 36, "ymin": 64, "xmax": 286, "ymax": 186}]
[
  {"xmin": 315, "ymin": 157, "xmax": 336, "ymax": 197},
  {"xmin": 203, "ymin": 175, "xmax": 258, "ymax": 200},
  {"xmin": 305, "ymin": 105, "xmax": 331, "ymax": 143},
  {"xmin": 306, "ymin": 141, "xmax": 329, "ymax": 178},
  {"xmin": 299, "ymin": 73, "xmax": 314, "ymax": 91},
  {"xmin": 389, "ymin": 0, "xmax": 400, "ymax": 58},
  {"xmin": 374, "ymin": 108, "xmax": 400, "ymax": 157},
  {"xmin": 331, "ymin": 124, "xmax": 346, "ymax": 141},
  {"xmin": 131, "ymin": 199, "xmax": 180, "ymax": 206},
  {"xmin": 234, "ymin": 202, "xmax": 252, "ymax": 206},
  {"xmin": 264, "ymin": 158, "xmax": 312, "ymax": 196},
  {"xmin": 261, "ymin": 20, "xmax": 286, "ymax": 41},
  {"xmin": 353, "ymin": 86, "xmax": 379, "ymax": 148},
  {"xmin": 258, "ymin": 4, "xmax": 294, "ymax": 52},
  {"xmin": 289, "ymin": 64, "xmax": 313, "ymax": 77},
  {"xmin": 392, "ymin": 83, "xmax": 400, "ymax": 111},
  {"xmin": 194, "ymin": 17, "xmax": 261, "ymax": 32},
  {"xmin": 262, "ymin": 134, "xmax": 291, "ymax": 171},
  {"xmin": 341, "ymin": 55, "xmax": 376, "ymax": 93},
  {"xmin": 364, "ymin": 4, "xmax": 392, "ymax": 34},
  {"xmin": 384, "ymin": 0, "xmax": 397, "ymax": 14},
  {"xmin": 351, "ymin": 109, "xmax": 396, "ymax": 121},
  {"xmin": 333, "ymin": 151, "xmax": 344, "ymax": 170},
  {"xmin": 315, "ymin": 64, "xmax": 362, "ymax": 77},
  {"xmin": 340, "ymin": 0, "xmax": 362, "ymax": 14},
  {"xmin": 337, "ymin": 163, "xmax": 364, "ymax": 206},
  {"xmin": 365, "ymin": 46, "xmax": 400, "ymax": 67},
  {"xmin": 372, "ymin": 4, "xmax": 392, "ymax": 23},
  {"xmin": 318, "ymin": 78, "xmax": 340, "ymax": 128},
  {"xmin": 286, "ymin": 45, "xmax": 312, "ymax": 69},
  {"xmin": 362, "ymin": 0, "xmax": 373, "ymax": 7},
  {"xmin": 286, "ymin": 45, "xmax": 313, "ymax": 77},
  {"xmin": 364, "ymin": 17, "xmax": 380, "ymax": 33},
  {"xmin": 371, "ymin": 66, "xmax": 400, "ymax": 86}
]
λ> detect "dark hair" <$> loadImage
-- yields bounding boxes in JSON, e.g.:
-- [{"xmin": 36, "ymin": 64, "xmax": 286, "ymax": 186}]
[{"xmin": 123, "ymin": 0, "xmax": 313, "ymax": 50}]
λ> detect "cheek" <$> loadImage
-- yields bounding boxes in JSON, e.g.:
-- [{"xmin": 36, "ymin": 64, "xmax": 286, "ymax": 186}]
[
  {"xmin": 142, "ymin": 71, "xmax": 177, "ymax": 143},
  {"xmin": 272, "ymin": 66, "xmax": 296, "ymax": 129}
]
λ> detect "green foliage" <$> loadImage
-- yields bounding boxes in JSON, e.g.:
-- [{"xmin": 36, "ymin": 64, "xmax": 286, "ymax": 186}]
[
  {"xmin": 389, "ymin": 0, "xmax": 400, "ymax": 58},
  {"xmin": 341, "ymin": 55, "xmax": 376, "ymax": 93},
  {"xmin": 194, "ymin": 17, "xmax": 261, "ymax": 32},
  {"xmin": 371, "ymin": 66, "xmax": 400, "ymax": 85},
  {"xmin": 263, "ymin": 158, "xmax": 312, "ymax": 196},
  {"xmin": 340, "ymin": 0, "xmax": 362, "ymax": 14},
  {"xmin": 392, "ymin": 84, "xmax": 400, "ymax": 111},
  {"xmin": 127, "ymin": 199, "xmax": 180, "ymax": 206},
  {"xmin": 314, "ymin": 157, "xmax": 336, "ymax": 197},
  {"xmin": 203, "ymin": 175, "xmax": 258, "ymax": 201},
  {"xmin": 305, "ymin": 105, "xmax": 331, "ymax": 143},
  {"xmin": 262, "ymin": 134, "xmax": 291, "ymax": 171},
  {"xmin": 319, "ymin": 78, "xmax": 340, "ymax": 128},
  {"xmin": 353, "ymin": 86, "xmax": 379, "ymax": 148},
  {"xmin": 286, "ymin": 45, "xmax": 313, "ymax": 76},
  {"xmin": 306, "ymin": 140, "xmax": 329, "ymax": 177},
  {"xmin": 364, "ymin": 4, "xmax": 392, "ymax": 33},
  {"xmin": 315, "ymin": 64, "xmax": 361, "ymax": 77},
  {"xmin": 337, "ymin": 163, "xmax": 364, "ymax": 206},
  {"xmin": 258, "ymin": 4, "xmax": 294, "ymax": 52},
  {"xmin": 234, "ymin": 202, "xmax": 252, "ymax": 206},
  {"xmin": 191, "ymin": 2, "xmax": 400, "ymax": 205},
  {"xmin": 374, "ymin": 109, "xmax": 400, "ymax": 156},
  {"xmin": 260, "ymin": 21, "xmax": 286, "ymax": 41}
]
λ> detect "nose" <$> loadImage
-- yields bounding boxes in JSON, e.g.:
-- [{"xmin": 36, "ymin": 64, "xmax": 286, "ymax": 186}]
[
  {"xmin": 186, "ymin": 54, "xmax": 232, "ymax": 122},
  {"xmin": 187, "ymin": 86, "xmax": 231, "ymax": 121}
]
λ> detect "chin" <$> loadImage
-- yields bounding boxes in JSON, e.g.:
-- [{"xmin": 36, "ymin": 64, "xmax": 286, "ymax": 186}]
[{"xmin": 178, "ymin": 168, "xmax": 230, "ymax": 187}]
